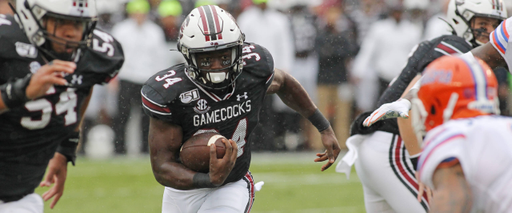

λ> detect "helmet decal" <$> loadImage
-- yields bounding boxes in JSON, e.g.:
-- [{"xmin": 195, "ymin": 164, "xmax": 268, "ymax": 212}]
[
  {"xmin": 197, "ymin": 5, "xmax": 223, "ymax": 41},
  {"xmin": 413, "ymin": 55, "xmax": 499, "ymax": 133}
]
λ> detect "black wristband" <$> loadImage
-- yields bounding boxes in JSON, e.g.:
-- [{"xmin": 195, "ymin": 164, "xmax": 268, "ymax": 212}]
[
  {"xmin": 56, "ymin": 132, "xmax": 80, "ymax": 166},
  {"xmin": 0, "ymin": 74, "xmax": 32, "ymax": 109},
  {"xmin": 192, "ymin": 173, "xmax": 216, "ymax": 188},
  {"xmin": 308, "ymin": 109, "xmax": 330, "ymax": 132},
  {"xmin": 410, "ymin": 155, "xmax": 420, "ymax": 171}
]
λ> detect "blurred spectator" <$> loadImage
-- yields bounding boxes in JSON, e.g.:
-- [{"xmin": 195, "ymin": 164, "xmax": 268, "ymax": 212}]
[
  {"xmin": 351, "ymin": 0, "xmax": 421, "ymax": 111},
  {"xmin": 0, "ymin": 0, "xmax": 13, "ymax": 15},
  {"xmin": 111, "ymin": 0, "xmax": 169, "ymax": 155},
  {"xmin": 423, "ymin": 0, "xmax": 452, "ymax": 40},
  {"xmin": 275, "ymin": 3, "xmax": 319, "ymax": 150},
  {"xmin": 345, "ymin": 0, "xmax": 385, "ymax": 45},
  {"xmin": 314, "ymin": 4, "xmax": 357, "ymax": 150},
  {"xmin": 403, "ymin": 0, "xmax": 429, "ymax": 31},
  {"xmin": 237, "ymin": 0, "xmax": 294, "ymax": 151},
  {"xmin": 158, "ymin": 0, "xmax": 185, "ymax": 66},
  {"xmin": 80, "ymin": 0, "xmax": 124, "ymax": 155}
]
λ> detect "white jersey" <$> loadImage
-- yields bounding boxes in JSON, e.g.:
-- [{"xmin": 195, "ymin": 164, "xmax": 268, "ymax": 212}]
[
  {"xmin": 490, "ymin": 17, "xmax": 512, "ymax": 71},
  {"xmin": 418, "ymin": 116, "xmax": 512, "ymax": 212}
]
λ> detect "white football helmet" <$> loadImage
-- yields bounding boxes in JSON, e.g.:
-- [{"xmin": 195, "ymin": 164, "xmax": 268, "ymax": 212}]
[
  {"xmin": 447, "ymin": 0, "xmax": 507, "ymax": 47},
  {"xmin": 15, "ymin": 0, "xmax": 97, "ymax": 60},
  {"xmin": 178, "ymin": 5, "xmax": 245, "ymax": 90}
]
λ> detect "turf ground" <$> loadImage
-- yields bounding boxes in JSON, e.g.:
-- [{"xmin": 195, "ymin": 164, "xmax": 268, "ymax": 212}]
[{"xmin": 35, "ymin": 152, "xmax": 365, "ymax": 213}]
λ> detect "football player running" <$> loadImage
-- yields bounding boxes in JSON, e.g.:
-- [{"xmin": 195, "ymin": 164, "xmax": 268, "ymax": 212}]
[
  {"xmin": 413, "ymin": 55, "xmax": 512, "ymax": 212},
  {"xmin": 0, "ymin": 0, "xmax": 124, "ymax": 212},
  {"xmin": 141, "ymin": 5, "xmax": 340, "ymax": 213},
  {"xmin": 336, "ymin": 0, "xmax": 506, "ymax": 212}
]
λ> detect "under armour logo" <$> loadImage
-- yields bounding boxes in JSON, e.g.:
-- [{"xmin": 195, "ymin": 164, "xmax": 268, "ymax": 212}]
[
  {"xmin": 71, "ymin": 74, "xmax": 83, "ymax": 85},
  {"xmin": 237, "ymin": 92, "xmax": 248, "ymax": 101}
]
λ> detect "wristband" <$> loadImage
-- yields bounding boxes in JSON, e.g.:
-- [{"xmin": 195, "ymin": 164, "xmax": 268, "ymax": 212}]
[
  {"xmin": 56, "ymin": 132, "xmax": 80, "ymax": 166},
  {"xmin": 192, "ymin": 173, "xmax": 216, "ymax": 188},
  {"xmin": 0, "ymin": 74, "xmax": 32, "ymax": 109},
  {"xmin": 409, "ymin": 153, "xmax": 421, "ymax": 171},
  {"xmin": 307, "ymin": 109, "xmax": 330, "ymax": 132}
]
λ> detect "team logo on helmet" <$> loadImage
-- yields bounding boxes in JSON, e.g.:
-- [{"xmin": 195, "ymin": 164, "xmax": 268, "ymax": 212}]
[{"xmin": 411, "ymin": 55, "xmax": 499, "ymax": 142}]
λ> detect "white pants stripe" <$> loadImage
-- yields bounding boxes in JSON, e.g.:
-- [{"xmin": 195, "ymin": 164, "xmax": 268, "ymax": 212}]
[
  {"xmin": 388, "ymin": 134, "xmax": 429, "ymax": 211},
  {"xmin": 354, "ymin": 131, "xmax": 428, "ymax": 213}
]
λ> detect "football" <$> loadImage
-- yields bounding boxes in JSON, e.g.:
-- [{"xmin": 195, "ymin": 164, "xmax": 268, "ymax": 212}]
[{"xmin": 180, "ymin": 132, "xmax": 227, "ymax": 173}]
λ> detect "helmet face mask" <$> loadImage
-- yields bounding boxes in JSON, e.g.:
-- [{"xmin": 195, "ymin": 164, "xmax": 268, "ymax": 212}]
[
  {"xmin": 16, "ymin": 0, "xmax": 97, "ymax": 61},
  {"xmin": 447, "ymin": 0, "xmax": 507, "ymax": 47},
  {"xmin": 178, "ymin": 5, "xmax": 245, "ymax": 90}
]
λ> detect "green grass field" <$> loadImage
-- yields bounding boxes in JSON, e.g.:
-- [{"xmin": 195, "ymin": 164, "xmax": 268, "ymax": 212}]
[{"xmin": 35, "ymin": 152, "xmax": 365, "ymax": 213}]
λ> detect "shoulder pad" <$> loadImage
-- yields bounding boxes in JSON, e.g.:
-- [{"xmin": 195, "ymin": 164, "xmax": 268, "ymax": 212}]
[
  {"xmin": 429, "ymin": 35, "xmax": 472, "ymax": 56},
  {"xmin": 79, "ymin": 29, "xmax": 125, "ymax": 77},
  {"xmin": 142, "ymin": 63, "xmax": 188, "ymax": 106},
  {"xmin": 0, "ymin": 15, "xmax": 33, "ymax": 59},
  {"xmin": 414, "ymin": 35, "xmax": 472, "ymax": 72},
  {"xmin": 241, "ymin": 42, "xmax": 274, "ymax": 79}
]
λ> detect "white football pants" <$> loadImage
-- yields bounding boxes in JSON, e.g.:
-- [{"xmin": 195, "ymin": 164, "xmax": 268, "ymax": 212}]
[
  {"xmin": 354, "ymin": 131, "xmax": 429, "ymax": 213},
  {"xmin": 0, "ymin": 193, "xmax": 43, "ymax": 213},
  {"xmin": 162, "ymin": 172, "xmax": 255, "ymax": 213}
]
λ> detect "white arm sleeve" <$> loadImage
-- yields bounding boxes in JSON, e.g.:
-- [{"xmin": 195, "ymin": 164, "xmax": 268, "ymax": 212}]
[{"xmin": 489, "ymin": 18, "xmax": 512, "ymax": 72}]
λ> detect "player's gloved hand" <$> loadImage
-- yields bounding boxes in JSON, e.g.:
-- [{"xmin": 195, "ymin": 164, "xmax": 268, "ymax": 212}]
[
  {"xmin": 26, "ymin": 60, "xmax": 76, "ymax": 99},
  {"xmin": 209, "ymin": 138, "xmax": 238, "ymax": 186},
  {"xmin": 314, "ymin": 127, "xmax": 341, "ymax": 171},
  {"xmin": 40, "ymin": 152, "xmax": 68, "ymax": 209},
  {"xmin": 363, "ymin": 98, "xmax": 411, "ymax": 127}
]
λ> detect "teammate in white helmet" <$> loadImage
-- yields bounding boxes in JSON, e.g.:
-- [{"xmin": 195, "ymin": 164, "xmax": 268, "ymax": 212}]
[
  {"xmin": 0, "ymin": 0, "xmax": 124, "ymax": 212},
  {"xmin": 337, "ymin": 0, "xmax": 507, "ymax": 212}
]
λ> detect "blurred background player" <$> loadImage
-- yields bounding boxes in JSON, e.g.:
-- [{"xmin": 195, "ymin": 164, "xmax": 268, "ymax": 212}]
[
  {"xmin": 413, "ymin": 55, "xmax": 512, "ymax": 212},
  {"xmin": 337, "ymin": 0, "xmax": 507, "ymax": 212},
  {"xmin": 0, "ymin": 0, "xmax": 123, "ymax": 211},
  {"xmin": 141, "ymin": 5, "xmax": 340, "ymax": 212},
  {"xmin": 111, "ymin": 0, "xmax": 168, "ymax": 155}
]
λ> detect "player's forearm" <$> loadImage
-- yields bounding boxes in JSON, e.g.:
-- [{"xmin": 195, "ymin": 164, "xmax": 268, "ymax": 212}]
[
  {"xmin": 152, "ymin": 160, "xmax": 197, "ymax": 190},
  {"xmin": 398, "ymin": 75, "xmax": 422, "ymax": 156},
  {"xmin": 471, "ymin": 43, "xmax": 506, "ymax": 70}
]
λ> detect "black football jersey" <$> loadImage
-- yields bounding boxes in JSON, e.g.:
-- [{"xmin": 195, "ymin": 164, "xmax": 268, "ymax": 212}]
[
  {"xmin": 377, "ymin": 35, "xmax": 472, "ymax": 106},
  {"xmin": 142, "ymin": 42, "xmax": 274, "ymax": 184},
  {"xmin": 352, "ymin": 35, "xmax": 472, "ymax": 135},
  {"xmin": 0, "ymin": 15, "xmax": 124, "ymax": 197}
]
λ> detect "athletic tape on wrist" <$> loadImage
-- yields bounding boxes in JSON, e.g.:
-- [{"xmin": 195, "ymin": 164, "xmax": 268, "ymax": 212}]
[
  {"xmin": 192, "ymin": 173, "xmax": 216, "ymax": 188},
  {"xmin": 56, "ymin": 132, "xmax": 80, "ymax": 166},
  {"xmin": 308, "ymin": 109, "xmax": 330, "ymax": 132},
  {"xmin": 0, "ymin": 74, "xmax": 32, "ymax": 109}
]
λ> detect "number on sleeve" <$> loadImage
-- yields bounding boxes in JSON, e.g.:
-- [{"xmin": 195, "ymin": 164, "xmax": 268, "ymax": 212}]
[
  {"xmin": 231, "ymin": 118, "xmax": 247, "ymax": 157},
  {"xmin": 155, "ymin": 70, "xmax": 182, "ymax": 89},
  {"xmin": 92, "ymin": 30, "xmax": 115, "ymax": 56}
]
